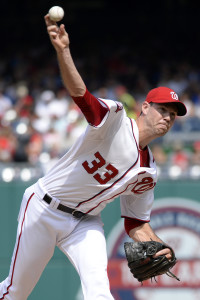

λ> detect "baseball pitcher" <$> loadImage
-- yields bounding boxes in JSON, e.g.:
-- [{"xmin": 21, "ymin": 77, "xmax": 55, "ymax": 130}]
[{"xmin": 0, "ymin": 14, "xmax": 187, "ymax": 300}]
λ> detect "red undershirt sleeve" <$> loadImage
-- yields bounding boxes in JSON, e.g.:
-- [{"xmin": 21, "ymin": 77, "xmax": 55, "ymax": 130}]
[
  {"xmin": 71, "ymin": 88, "xmax": 109, "ymax": 126},
  {"xmin": 124, "ymin": 217, "xmax": 149, "ymax": 235},
  {"xmin": 139, "ymin": 146, "xmax": 150, "ymax": 167}
]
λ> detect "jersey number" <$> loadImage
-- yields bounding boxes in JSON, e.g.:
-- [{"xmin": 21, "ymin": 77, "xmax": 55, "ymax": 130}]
[{"xmin": 82, "ymin": 151, "xmax": 119, "ymax": 184}]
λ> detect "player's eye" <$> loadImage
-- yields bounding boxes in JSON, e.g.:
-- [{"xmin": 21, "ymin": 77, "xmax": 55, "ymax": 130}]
[
  {"xmin": 158, "ymin": 107, "xmax": 166, "ymax": 114},
  {"xmin": 170, "ymin": 112, "xmax": 176, "ymax": 120}
]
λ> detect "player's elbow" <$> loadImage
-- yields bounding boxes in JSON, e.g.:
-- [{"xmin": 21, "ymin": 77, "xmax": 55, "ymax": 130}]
[{"xmin": 70, "ymin": 86, "xmax": 86, "ymax": 97}]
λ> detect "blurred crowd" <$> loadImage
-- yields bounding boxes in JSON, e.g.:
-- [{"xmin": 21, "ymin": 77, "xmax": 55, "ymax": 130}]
[{"xmin": 0, "ymin": 43, "xmax": 200, "ymax": 177}]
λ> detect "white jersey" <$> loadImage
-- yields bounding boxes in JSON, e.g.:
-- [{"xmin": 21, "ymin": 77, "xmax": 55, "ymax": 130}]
[{"xmin": 40, "ymin": 99, "xmax": 157, "ymax": 220}]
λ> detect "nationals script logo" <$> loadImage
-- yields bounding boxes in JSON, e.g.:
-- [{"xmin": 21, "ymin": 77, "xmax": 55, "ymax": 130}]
[{"xmin": 106, "ymin": 198, "xmax": 200, "ymax": 300}]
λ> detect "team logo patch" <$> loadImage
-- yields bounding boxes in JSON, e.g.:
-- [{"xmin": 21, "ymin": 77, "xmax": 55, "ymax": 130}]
[{"xmin": 170, "ymin": 91, "xmax": 179, "ymax": 100}]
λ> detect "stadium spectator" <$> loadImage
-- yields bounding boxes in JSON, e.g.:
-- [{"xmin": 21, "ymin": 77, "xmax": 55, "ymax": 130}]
[{"xmin": 190, "ymin": 141, "xmax": 200, "ymax": 166}]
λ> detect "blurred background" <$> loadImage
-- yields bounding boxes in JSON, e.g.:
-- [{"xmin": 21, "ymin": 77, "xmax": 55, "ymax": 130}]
[
  {"xmin": 0, "ymin": 0, "xmax": 200, "ymax": 180},
  {"xmin": 0, "ymin": 0, "xmax": 200, "ymax": 299}
]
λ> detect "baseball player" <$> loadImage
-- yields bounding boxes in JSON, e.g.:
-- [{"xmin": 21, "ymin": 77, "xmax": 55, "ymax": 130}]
[{"xmin": 0, "ymin": 15, "xmax": 187, "ymax": 300}]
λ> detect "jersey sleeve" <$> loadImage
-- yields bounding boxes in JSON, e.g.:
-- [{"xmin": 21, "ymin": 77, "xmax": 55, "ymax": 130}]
[
  {"xmin": 120, "ymin": 189, "xmax": 154, "ymax": 221},
  {"xmin": 124, "ymin": 218, "xmax": 148, "ymax": 235},
  {"xmin": 71, "ymin": 88, "xmax": 109, "ymax": 126}
]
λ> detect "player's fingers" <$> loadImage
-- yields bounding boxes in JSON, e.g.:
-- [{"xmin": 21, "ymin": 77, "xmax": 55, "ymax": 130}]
[
  {"xmin": 44, "ymin": 14, "xmax": 51, "ymax": 26},
  {"xmin": 165, "ymin": 253, "xmax": 172, "ymax": 260},
  {"xmin": 60, "ymin": 24, "xmax": 66, "ymax": 33},
  {"xmin": 59, "ymin": 24, "xmax": 69, "ymax": 40},
  {"xmin": 47, "ymin": 28, "xmax": 59, "ymax": 41},
  {"xmin": 49, "ymin": 31, "xmax": 58, "ymax": 40},
  {"xmin": 44, "ymin": 14, "xmax": 56, "ymax": 26},
  {"xmin": 47, "ymin": 25, "xmax": 59, "ymax": 33},
  {"xmin": 153, "ymin": 248, "xmax": 172, "ymax": 259}
]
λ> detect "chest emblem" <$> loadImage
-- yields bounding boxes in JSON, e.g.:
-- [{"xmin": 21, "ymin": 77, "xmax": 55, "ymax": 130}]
[{"xmin": 131, "ymin": 177, "xmax": 156, "ymax": 194}]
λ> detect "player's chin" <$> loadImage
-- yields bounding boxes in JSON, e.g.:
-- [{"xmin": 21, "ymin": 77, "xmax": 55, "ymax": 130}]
[{"xmin": 156, "ymin": 128, "xmax": 169, "ymax": 137}]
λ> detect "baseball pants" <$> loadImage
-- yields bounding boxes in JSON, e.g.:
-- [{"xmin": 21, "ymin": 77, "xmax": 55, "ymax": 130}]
[{"xmin": 0, "ymin": 183, "xmax": 114, "ymax": 300}]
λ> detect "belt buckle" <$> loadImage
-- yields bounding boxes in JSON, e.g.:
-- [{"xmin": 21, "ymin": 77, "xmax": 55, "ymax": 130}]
[{"xmin": 72, "ymin": 209, "xmax": 84, "ymax": 219}]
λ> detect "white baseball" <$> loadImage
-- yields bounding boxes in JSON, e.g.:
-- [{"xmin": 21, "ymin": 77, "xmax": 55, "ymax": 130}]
[{"xmin": 49, "ymin": 6, "xmax": 64, "ymax": 22}]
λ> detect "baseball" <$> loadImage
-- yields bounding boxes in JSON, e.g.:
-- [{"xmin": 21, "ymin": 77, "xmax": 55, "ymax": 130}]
[{"xmin": 49, "ymin": 6, "xmax": 64, "ymax": 22}]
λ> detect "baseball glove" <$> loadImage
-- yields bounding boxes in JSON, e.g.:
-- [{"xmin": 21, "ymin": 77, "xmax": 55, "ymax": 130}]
[{"xmin": 124, "ymin": 241, "xmax": 180, "ymax": 282}]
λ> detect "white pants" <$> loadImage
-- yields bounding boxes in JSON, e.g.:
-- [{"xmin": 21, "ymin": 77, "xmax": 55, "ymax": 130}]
[{"xmin": 0, "ymin": 183, "xmax": 114, "ymax": 300}]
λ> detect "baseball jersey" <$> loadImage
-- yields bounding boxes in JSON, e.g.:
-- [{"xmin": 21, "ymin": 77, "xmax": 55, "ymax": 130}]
[{"xmin": 39, "ymin": 90, "xmax": 157, "ymax": 221}]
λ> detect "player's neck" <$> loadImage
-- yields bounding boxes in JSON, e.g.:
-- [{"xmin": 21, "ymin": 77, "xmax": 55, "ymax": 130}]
[{"xmin": 135, "ymin": 118, "xmax": 155, "ymax": 149}]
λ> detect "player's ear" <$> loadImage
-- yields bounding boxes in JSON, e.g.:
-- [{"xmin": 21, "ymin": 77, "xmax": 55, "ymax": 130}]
[{"xmin": 141, "ymin": 101, "xmax": 151, "ymax": 116}]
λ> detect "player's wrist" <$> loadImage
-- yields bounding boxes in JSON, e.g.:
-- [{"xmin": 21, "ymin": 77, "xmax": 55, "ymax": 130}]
[{"xmin": 56, "ymin": 44, "xmax": 70, "ymax": 53}]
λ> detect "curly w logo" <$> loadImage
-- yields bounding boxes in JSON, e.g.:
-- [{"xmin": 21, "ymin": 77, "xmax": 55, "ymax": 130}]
[{"xmin": 170, "ymin": 91, "xmax": 179, "ymax": 100}]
